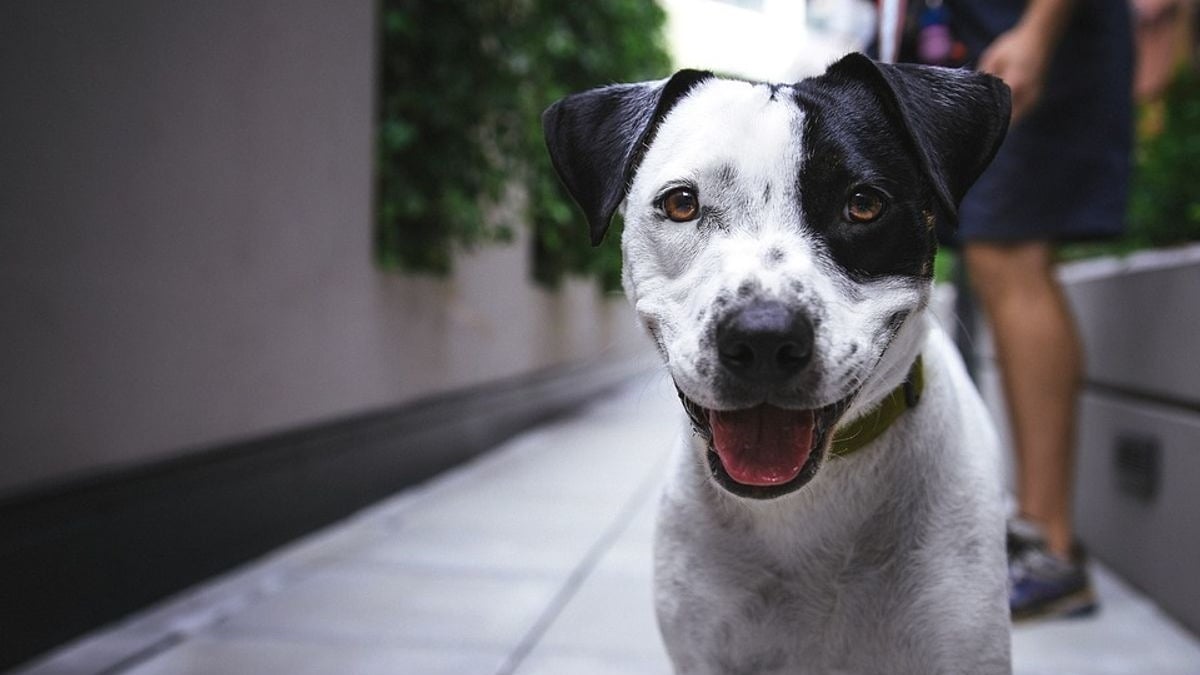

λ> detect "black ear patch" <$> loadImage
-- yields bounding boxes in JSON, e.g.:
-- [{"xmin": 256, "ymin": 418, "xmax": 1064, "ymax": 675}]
[
  {"xmin": 822, "ymin": 53, "xmax": 1011, "ymax": 223},
  {"xmin": 542, "ymin": 69, "xmax": 713, "ymax": 245}
]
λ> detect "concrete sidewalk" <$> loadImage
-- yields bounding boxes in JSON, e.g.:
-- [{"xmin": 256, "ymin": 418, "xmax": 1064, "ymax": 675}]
[{"xmin": 17, "ymin": 375, "xmax": 1200, "ymax": 675}]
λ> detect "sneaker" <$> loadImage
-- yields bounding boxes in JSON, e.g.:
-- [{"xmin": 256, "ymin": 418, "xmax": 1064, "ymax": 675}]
[
  {"xmin": 1008, "ymin": 537, "xmax": 1099, "ymax": 622},
  {"xmin": 1006, "ymin": 516, "xmax": 1043, "ymax": 560}
]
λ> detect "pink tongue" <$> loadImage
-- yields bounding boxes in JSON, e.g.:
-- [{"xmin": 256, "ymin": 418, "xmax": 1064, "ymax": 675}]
[{"xmin": 708, "ymin": 406, "xmax": 815, "ymax": 486}]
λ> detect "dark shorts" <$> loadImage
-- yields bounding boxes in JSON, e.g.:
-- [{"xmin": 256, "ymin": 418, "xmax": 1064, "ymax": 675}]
[{"xmin": 946, "ymin": 0, "xmax": 1134, "ymax": 245}]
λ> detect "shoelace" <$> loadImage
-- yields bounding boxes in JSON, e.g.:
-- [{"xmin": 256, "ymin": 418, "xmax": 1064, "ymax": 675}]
[{"xmin": 1010, "ymin": 546, "xmax": 1075, "ymax": 585}]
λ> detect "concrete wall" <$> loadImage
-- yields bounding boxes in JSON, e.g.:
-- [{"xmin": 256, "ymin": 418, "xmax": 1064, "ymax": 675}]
[{"xmin": 0, "ymin": 1, "xmax": 646, "ymax": 497}]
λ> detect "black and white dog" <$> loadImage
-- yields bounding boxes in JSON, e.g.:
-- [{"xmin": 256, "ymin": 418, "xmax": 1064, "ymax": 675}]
[{"xmin": 543, "ymin": 53, "xmax": 1012, "ymax": 674}]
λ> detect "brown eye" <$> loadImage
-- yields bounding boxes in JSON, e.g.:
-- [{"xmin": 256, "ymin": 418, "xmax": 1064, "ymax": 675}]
[
  {"xmin": 662, "ymin": 187, "xmax": 700, "ymax": 222},
  {"xmin": 844, "ymin": 188, "xmax": 887, "ymax": 223}
]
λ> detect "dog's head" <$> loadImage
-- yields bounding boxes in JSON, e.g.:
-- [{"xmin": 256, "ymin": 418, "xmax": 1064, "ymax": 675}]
[{"xmin": 543, "ymin": 53, "xmax": 1009, "ymax": 499}]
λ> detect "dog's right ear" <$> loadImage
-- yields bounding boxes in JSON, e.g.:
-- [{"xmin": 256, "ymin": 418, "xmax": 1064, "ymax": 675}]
[{"xmin": 542, "ymin": 70, "xmax": 713, "ymax": 245}]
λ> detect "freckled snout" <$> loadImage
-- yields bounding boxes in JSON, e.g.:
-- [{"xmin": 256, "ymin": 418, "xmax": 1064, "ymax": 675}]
[{"xmin": 716, "ymin": 300, "xmax": 814, "ymax": 385}]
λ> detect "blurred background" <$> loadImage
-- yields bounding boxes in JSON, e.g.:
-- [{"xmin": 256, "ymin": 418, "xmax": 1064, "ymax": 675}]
[{"xmin": 2, "ymin": 1, "xmax": 1198, "ymax": 673}]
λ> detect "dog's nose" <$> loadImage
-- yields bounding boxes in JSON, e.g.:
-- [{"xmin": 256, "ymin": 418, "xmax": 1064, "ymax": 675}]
[{"xmin": 716, "ymin": 300, "xmax": 814, "ymax": 383}]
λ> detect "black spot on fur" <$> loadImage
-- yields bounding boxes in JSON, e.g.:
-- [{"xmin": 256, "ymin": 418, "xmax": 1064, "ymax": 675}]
[
  {"xmin": 792, "ymin": 84, "xmax": 932, "ymax": 280},
  {"xmin": 791, "ymin": 55, "xmax": 1008, "ymax": 280},
  {"xmin": 715, "ymin": 163, "xmax": 738, "ymax": 187},
  {"xmin": 699, "ymin": 205, "xmax": 729, "ymax": 233},
  {"xmin": 542, "ymin": 69, "xmax": 715, "ymax": 245}
]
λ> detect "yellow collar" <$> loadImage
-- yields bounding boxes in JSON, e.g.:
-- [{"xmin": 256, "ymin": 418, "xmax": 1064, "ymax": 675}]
[{"xmin": 829, "ymin": 356, "xmax": 924, "ymax": 457}]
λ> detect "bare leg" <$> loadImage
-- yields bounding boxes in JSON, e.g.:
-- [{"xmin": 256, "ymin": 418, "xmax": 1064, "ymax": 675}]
[{"xmin": 964, "ymin": 241, "xmax": 1081, "ymax": 560}]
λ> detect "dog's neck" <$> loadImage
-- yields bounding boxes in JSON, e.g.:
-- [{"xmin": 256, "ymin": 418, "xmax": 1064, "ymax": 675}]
[
  {"xmin": 840, "ymin": 309, "xmax": 931, "ymax": 425},
  {"xmin": 829, "ymin": 356, "xmax": 923, "ymax": 458}
]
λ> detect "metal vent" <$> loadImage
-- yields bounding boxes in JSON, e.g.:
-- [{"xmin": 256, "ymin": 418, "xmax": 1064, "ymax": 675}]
[{"xmin": 1114, "ymin": 434, "xmax": 1161, "ymax": 502}]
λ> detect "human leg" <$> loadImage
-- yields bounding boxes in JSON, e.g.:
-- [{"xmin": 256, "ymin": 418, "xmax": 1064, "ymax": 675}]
[{"xmin": 963, "ymin": 240, "xmax": 1080, "ymax": 560}]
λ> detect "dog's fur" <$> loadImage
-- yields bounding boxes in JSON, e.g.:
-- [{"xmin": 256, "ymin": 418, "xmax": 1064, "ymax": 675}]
[{"xmin": 544, "ymin": 53, "xmax": 1013, "ymax": 674}]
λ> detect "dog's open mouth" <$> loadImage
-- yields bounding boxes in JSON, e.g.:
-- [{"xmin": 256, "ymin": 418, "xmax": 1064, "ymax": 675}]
[{"xmin": 678, "ymin": 391, "xmax": 854, "ymax": 499}]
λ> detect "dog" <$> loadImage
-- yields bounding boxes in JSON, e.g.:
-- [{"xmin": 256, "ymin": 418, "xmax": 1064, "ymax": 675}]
[{"xmin": 543, "ymin": 53, "xmax": 1012, "ymax": 674}]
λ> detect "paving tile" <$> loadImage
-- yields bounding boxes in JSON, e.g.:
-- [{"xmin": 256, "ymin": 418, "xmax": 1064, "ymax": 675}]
[
  {"xmin": 18, "ymin": 375, "xmax": 1200, "ymax": 675},
  {"xmin": 16, "ymin": 635, "xmax": 167, "ymax": 675},
  {"xmin": 389, "ymin": 484, "xmax": 621, "ymax": 534},
  {"xmin": 513, "ymin": 648, "xmax": 672, "ymax": 675},
  {"xmin": 593, "ymin": 491, "xmax": 660, "ymax": 579},
  {"xmin": 531, "ymin": 550, "xmax": 666, "ymax": 660},
  {"xmin": 15, "ymin": 523, "xmax": 378, "ymax": 675},
  {"xmin": 121, "ymin": 636, "xmax": 507, "ymax": 675},
  {"xmin": 446, "ymin": 422, "xmax": 673, "ymax": 503},
  {"xmin": 344, "ymin": 511, "xmax": 604, "ymax": 578},
  {"xmin": 212, "ymin": 565, "xmax": 559, "ymax": 651},
  {"xmin": 1013, "ymin": 564, "xmax": 1200, "ymax": 675}
]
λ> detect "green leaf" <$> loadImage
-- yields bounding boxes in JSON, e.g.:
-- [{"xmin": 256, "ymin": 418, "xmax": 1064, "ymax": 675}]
[{"xmin": 376, "ymin": 0, "xmax": 669, "ymax": 283}]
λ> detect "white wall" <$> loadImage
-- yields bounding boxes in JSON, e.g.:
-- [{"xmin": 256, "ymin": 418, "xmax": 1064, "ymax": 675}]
[
  {"xmin": 0, "ymin": 1, "xmax": 647, "ymax": 496},
  {"xmin": 660, "ymin": 0, "xmax": 870, "ymax": 81}
]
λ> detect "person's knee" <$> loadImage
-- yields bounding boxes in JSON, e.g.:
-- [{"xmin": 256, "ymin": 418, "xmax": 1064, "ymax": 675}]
[{"xmin": 963, "ymin": 242, "xmax": 1055, "ymax": 304}]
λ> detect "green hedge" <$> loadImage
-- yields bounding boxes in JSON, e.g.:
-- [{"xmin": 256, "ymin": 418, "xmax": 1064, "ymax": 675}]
[
  {"xmin": 1127, "ymin": 66, "xmax": 1200, "ymax": 248},
  {"xmin": 1061, "ymin": 66, "xmax": 1200, "ymax": 261},
  {"xmin": 377, "ymin": 0, "xmax": 671, "ymax": 290}
]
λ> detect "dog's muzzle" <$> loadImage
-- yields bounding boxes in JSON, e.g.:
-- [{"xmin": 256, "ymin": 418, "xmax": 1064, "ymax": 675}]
[
  {"xmin": 677, "ymin": 300, "xmax": 855, "ymax": 499},
  {"xmin": 678, "ymin": 389, "xmax": 854, "ymax": 500}
]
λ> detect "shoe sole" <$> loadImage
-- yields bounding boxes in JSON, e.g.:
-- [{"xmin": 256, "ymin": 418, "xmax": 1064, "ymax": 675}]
[{"xmin": 1012, "ymin": 586, "xmax": 1099, "ymax": 623}]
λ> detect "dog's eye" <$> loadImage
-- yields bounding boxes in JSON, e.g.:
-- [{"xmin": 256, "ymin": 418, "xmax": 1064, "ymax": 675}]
[
  {"xmin": 844, "ymin": 188, "xmax": 887, "ymax": 224},
  {"xmin": 662, "ymin": 187, "xmax": 700, "ymax": 222}
]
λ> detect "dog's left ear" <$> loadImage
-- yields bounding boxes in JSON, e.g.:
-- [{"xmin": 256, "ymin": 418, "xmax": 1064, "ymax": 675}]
[
  {"xmin": 823, "ymin": 53, "xmax": 1011, "ymax": 224},
  {"xmin": 542, "ymin": 70, "xmax": 713, "ymax": 245}
]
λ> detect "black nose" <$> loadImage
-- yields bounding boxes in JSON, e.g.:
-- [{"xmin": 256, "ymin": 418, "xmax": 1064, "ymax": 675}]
[{"xmin": 716, "ymin": 300, "xmax": 814, "ymax": 383}]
